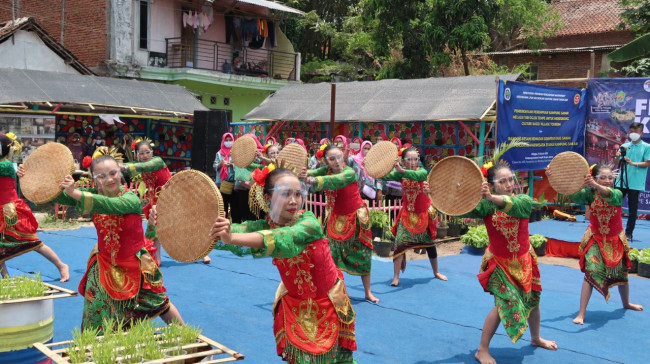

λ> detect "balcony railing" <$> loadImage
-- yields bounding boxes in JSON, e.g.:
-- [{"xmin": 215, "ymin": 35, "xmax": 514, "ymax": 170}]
[{"xmin": 165, "ymin": 37, "xmax": 298, "ymax": 81}]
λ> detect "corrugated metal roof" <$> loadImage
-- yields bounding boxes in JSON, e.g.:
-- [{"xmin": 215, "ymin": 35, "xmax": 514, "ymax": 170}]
[
  {"xmin": 552, "ymin": 0, "xmax": 625, "ymax": 36},
  {"xmin": 236, "ymin": 0, "xmax": 303, "ymax": 14},
  {"xmin": 0, "ymin": 68, "xmax": 208, "ymax": 115},
  {"xmin": 243, "ymin": 74, "xmax": 519, "ymax": 122},
  {"xmin": 485, "ymin": 45, "xmax": 620, "ymax": 56}
]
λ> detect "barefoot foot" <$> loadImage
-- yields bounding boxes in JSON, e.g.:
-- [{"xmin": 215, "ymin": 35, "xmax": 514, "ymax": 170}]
[
  {"xmin": 624, "ymin": 303, "xmax": 644, "ymax": 311},
  {"xmin": 202, "ymin": 256, "xmax": 211, "ymax": 264},
  {"xmin": 58, "ymin": 264, "xmax": 70, "ymax": 282},
  {"xmin": 531, "ymin": 337, "xmax": 558, "ymax": 350},
  {"xmin": 435, "ymin": 272, "xmax": 448, "ymax": 281},
  {"xmin": 390, "ymin": 278, "xmax": 399, "ymax": 287},
  {"xmin": 572, "ymin": 313, "xmax": 584, "ymax": 325},
  {"xmin": 475, "ymin": 347, "xmax": 496, "ymax": 364},
  {"xmin": 365, "ymin": 293, "xmax": 380, "ymax": 303}
]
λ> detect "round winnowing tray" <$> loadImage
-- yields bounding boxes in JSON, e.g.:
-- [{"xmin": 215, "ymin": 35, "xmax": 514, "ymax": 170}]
[
  {"xmin": 547, "ymin": 151, "xmax": 589, "ymax": 195},
  {"xmin": 428, "ymin": 156, "xmax": 484, "ymax": 216},
  {"xmin": 156, "ymin": 170, "xmax": 224, "ymax": 263},
  {"xmin": 275, "ymin": 143, "xmax": 308, "ymax": 172},
  {"xmin": 363, "ymin": 141, "xmax": 398, "ymax": 179},
  {"xmin": 230, "ymin": 135, "xmax": 258, "ymax": 168},
  {"xmin": 19, "ymin": 143, "xmax": 75, "ymax": 204}
]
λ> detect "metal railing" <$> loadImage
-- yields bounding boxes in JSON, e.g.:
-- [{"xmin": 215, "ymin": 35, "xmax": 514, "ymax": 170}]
[{"xmin": 165, "ymin": 37, "xmax": 298, "ymax": 81}]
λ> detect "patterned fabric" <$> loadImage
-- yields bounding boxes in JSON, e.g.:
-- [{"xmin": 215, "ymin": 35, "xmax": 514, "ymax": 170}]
[
  {"xmin": 329, "ymin": 226, "xmax": 372, "ymax": 276},
  {"xmin": 80, "ymin": 248, "xmax": 169, "ymax": 334}
]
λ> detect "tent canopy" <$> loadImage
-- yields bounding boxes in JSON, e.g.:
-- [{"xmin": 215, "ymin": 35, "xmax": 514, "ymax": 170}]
[
  {"xmin": 0, "ymin": 68, "xmax": 207, "ymax": 115},
  {"xmin": 243, "ymin": 74, "xmax": 520, "ymax": 122}
]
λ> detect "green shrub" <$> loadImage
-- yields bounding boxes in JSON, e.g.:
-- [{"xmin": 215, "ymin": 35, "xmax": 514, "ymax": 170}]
[
  {"xmin": 460, "ymin": 225, "xmax": 489, "ymax": 248},
  {"xmin": 529, "ymin": 234, "xmax": 548, "ymax": 248}
]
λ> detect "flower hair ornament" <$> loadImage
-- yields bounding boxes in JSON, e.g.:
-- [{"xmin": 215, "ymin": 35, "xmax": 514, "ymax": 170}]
[
  {"xmin": 589, "ymin": 164, "xmax": 596, "ymax": 176},
  {"xmin": 131, "ymin": 137, "xmax": 154, "ymax": 151},
  {"xmin": 3, "ymin": 132, "xmax": 22, "ymax": 159},
  {"xmin": 263, "ymin": 143, "xmax": 274, "ymax": 154},
  {"xmin": 398, "ymin": 147, "xmax": 407, "ymax": 157},
  {"xmin": 249, "ymin": 163, "xmax": 275, "ymax": 218},
  {"xmin": 476, "ymin": 137, "xmax": 528, "ymax": 180},
  {"xmin": 315, "ymin": 143, "xmax": 328, "ymax": 159}
]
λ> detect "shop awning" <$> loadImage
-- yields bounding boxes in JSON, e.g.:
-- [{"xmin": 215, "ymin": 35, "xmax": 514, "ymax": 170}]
[
  {"xmin": 0, "ymin": 68, "xmax": 208, "ymax": 116},
  {"xmin": 243, "ymin": 74, "xmax": 520, "ymax": 122}
]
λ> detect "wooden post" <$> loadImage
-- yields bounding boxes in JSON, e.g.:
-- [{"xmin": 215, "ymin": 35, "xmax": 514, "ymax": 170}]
[
  {"xmin": 478, "ymin": 119, "xmax": 486, "ymax": 159},
  {"xmin": 330, "ymin": 83, "xmax": 336, "ymax": 139}
]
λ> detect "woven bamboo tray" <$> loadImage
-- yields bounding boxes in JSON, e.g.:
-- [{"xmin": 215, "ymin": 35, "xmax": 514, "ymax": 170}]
[
  {"xmin": 19, "ymin": 143, "xmax": 75, "ymax": 204},
  {"xmin": 230, "ymin": 136, "xmax": 257, "ymax": 168},
  {"xmin": 0, "ymin": 282, "xmax": 77, "ymax": 305},
  {"xmin": 428, "ymin": 156, "xmax": 483, "ymax": 216},
  {"xmin": 33, "ymin": 332, "xmax": 245, "ymax": 364},
  {"xmin": 156, "ymin": 170, "xmax": 224, "ymax": 263},
  {"xmin": 547, "ymin": 151, "xmax": 589, "ymax": 195},
  {"xmin": 275, "ymin": 143, "xmax": 308, "ymax": 172},
  {"xmin": 364, "ymin": 141, "xmax": 398, "ymax": 179}
]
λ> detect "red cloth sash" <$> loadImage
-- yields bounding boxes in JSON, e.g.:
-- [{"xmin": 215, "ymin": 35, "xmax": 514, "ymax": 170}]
[
  {"xmin": 0, "ymin": 176, "xmax": 19, "ymax": 204},
  {"xmin": 2, "ymin": 199, "xmax": 39, "ymax": 241},
  {"xmin": 484, "ymin": 211, "xmax": 530, "ymax": 258},
  {"xmin": 276, "ymin": 295, "xmax": 339, "ymax": 354},
  {"xmin": 142, "ymin": 167, "xmax": 172, "ymax": 218}
]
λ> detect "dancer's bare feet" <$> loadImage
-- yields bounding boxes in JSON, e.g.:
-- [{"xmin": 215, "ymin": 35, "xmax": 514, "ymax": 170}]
[
  {"xmin": 58, "ymin": 264, "xmax": 70, "ymax": 282},
  {"xmin": 202, "ymin": 255, "xmax": 211, "ymax": 264},
  {"xmin": 435, "ymin": 272, "xmax": 448, "ymax": 281},
  {"xmin": 365, "ymin": 293, "xmax": 380, "ymax": 303},
  {"xmin": 475, "ymin": 347, "xmax": 496, "ymax": 364},
  {"xmin": 531, "ymin": 337, "xmax": 558, "ymax": 350},
  {"xmin": 390, "ymin": 278, "xmax": 399, "ymax": 287},
  {"xmin": 624, "ymin": 303, "xmax": 643, "ymax": 311},
  {"xmin": 572, "ymin": 314, "xmax": 584, "ymax": 325}
]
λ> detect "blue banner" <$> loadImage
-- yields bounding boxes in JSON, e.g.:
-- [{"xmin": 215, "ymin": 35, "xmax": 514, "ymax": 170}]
[
  {"xmin": 497, "ymin": 80, "xmax": 587, "ymax": 171},
  {"xmin": 586, "ymin": 78, "xmax": 650, "ymax": 213}
]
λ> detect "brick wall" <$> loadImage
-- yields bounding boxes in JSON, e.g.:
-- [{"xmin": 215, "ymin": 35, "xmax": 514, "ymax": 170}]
[
  {"xmin": 493, "ymin": 51, "xmax": 618, "ymax": 80},
  {"xmin": 0, "ymin": 0, "xmax": 107, "ymax": 69}
]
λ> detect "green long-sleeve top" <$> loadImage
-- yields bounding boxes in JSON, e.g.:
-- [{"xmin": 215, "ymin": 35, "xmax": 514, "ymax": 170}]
[
  {"xmin": 217, "ymin": 211, "xmax": 325, "ymax": 259},
  {"xmin": 567, "ymin": 187, "xmax": 622, "ymax": 206},
  {"xmin": 383, "ymin": 168, "xmax": 428, "ymax": 182},
  {"xmin": 53, "ymin": 187, "xmax": 142, "ymax": 216},
  {"xmin": 461, "ymin": 194, "xmax": 532, "ymax": 220},
  {"xmin": 121, "ymin": 156, "xmax": 166, "ymax": 177},
  {"xmin": 307, "ymin": 165, "xmax": 357, "ymax": 192}
]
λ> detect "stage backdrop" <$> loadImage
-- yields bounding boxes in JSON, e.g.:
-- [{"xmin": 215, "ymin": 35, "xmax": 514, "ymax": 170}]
[
  {"xmin": 587, "ymin": 78, "xmax": 650, "ymax": 214},
  {"xmin": 497, "ymin": 80, "xmax": 586, "ymax": 171}
]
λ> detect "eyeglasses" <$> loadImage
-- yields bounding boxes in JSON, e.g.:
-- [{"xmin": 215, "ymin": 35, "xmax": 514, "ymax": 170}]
[
  {"xmin": 596, "ymin": 175, "xmax": 614, "ymax": 181},
  {"xmin": 137, "ymin": 150, "xmax": 153, "ymax": 156},
  {"xmin": 491, "ymin": 176, "xmax": 516, "ymax": 185},
  {"xmin": 326, "ymin": 154, "xmax": 343, "ymax": 162},
  {"xmin": 94, "ymin": 169, "xmax": 120, "ymax": 181}
]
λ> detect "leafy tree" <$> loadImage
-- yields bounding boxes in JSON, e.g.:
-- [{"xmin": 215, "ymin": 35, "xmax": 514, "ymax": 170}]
[{"xmin": 618, "ymin": 0, "xmax": 650, "ymax": 36}]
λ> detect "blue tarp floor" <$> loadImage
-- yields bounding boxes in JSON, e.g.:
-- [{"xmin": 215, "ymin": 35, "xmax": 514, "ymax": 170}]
[{"xmin": 5, "ymin": 223, "xmax": 649, "ymax": 364}]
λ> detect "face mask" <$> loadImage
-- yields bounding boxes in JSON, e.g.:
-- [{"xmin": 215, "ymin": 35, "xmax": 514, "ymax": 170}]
[
  {"xmin": 630, "ymin": 132, "xmax": 641, "ymax": 142},
  {"xmin": 224, "ymin": 141, "xmax": 233, "ymax": 148},
  {"xmin": 96, "ymin": 140, "xmax": 102, "ymax": 145}
]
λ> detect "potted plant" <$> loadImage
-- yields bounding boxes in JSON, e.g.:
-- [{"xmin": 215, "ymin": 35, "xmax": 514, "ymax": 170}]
[
  {"xmin": 460, "ymin": 225, "xmax": 489, "ymax": 255},
  {"xmin": 369, "ymin": 209, "xmax": 390, "ymax": 240},
  {"xmin": 447, "ymin": 217, "xmax": 462, "ymax": 237},
  {"xmin": 637, "ymin": 249, "xmax": 650, "ymax": 278},
  {"xmin": 529, "ymin": 234, "xmax": 548, "ymax": 256},
  {"xmin": 628, "ymin": 248, "xmax": 640, "ymax": 273},
  {"xmin": 436, "ymin": 213, "xmax": 449, "ymax": 239}
]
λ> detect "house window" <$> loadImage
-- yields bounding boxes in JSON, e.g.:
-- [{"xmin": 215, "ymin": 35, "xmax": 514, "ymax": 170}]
[
  {"xmin": 139, "ymin": 1, "xmax": 149, "ymax": 49},
  {"xmin": 527, "ymin": 65, "xmax": 539, "ymax": 81}
]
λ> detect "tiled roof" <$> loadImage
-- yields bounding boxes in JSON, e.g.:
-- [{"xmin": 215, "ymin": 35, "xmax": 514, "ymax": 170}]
[{"xmin": 552, "ymin": 0, "xmax": 626, "ymax": 36}]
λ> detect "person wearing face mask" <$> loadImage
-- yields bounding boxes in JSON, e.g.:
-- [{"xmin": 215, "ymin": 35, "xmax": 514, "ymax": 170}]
[
  {"xmin": 213, "ymin": 133, "xmax": 235, "ymax": 219},
  {"xmin": 614, "ymin": 122, "xmax": 650, "ymax": 241},
  {"xmin": 87, "ymin": 132, "xmax": 105, "ymax": 157}
]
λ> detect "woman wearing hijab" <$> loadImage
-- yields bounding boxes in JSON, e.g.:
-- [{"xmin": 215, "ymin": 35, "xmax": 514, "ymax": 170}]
[
  {"xmin": 351, "ymin": 141, "xmax": 381, "ymax": 201},
  {"xmin": 213, "ymin": 133, "xmax": 235, "ymax": 218}
]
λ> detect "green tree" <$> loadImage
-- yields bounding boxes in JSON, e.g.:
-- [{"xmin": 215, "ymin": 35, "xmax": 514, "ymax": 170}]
[{"xmin": 618, "ymin": 0, "xmax": 650, "ymax": 35}]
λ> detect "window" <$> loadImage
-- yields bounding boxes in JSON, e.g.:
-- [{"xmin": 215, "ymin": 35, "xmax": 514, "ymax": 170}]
[
  {"xmin": 139, "ymin": 1, "xmax": 149, "ymax": 49},
  {"xmin": 527, "ymin": 65, "xmax": 539, "ymax": 81}
]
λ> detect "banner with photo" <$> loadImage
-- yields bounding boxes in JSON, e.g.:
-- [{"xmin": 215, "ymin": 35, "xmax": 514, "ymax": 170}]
[
  {"xmin": 586, "ymin": 78, "xmax": 650, "ymax": 213},
  {"xmin": 497, "ymin": 80, "xmax": 587, "ymax": 171}
]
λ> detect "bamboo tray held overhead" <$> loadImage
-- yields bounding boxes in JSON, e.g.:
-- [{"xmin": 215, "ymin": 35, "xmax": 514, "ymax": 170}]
[
  {"xmin": 428, "ymin": 156, "xmax": 484, "ymax": 216},
  {"xmin": 547, "ymin": 151, "xmax": 589, "ymax": 195},
  {"xmin": 33, "ymin": 332, "xmax": 245, "ymax": 364}
]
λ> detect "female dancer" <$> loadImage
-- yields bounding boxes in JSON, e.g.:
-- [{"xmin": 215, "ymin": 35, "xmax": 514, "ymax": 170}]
[
  {"xmin": 548, "ymin": 164, "xmax": 643, "ymax": 324},
  {"xmin": 304, "ymin": 144, "xmax": 379, "ymax": 303},
  {"xmin": 462, "ymin": 163, "xmax": 556, "ymax": 364},
  {"xmin": 213, "ymin": 133, "xmax": 235, "ymax": 218},
  {"xmin": 257, "ymin": 142, "xmax": 280, "ymax": 165},
  {"xmin": 23, "ymin": 149, "xmax": 184, "ymax": 333},
  {"xmin": 383, "ymin": 148, "xmax": 446, "ymax": 286},
  {"xmin": 121, "ymin": 140, "xmax": 211, "ymax": 264},
  {"xmin": 0, "ymin": 134, "xmax": 69, "ymax": 281},
  {"xmin": 208, "ymin": 166, "xmax": 357, "ymax": 363}
]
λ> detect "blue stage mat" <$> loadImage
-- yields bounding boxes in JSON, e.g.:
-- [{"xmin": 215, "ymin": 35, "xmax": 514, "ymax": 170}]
[
  {"xmin": 6, "ymin": 225, "xmax": 650, "ymax": 363},
  {"xmin": 529, "ymin": 216, "xmax": 650, "ymax": 250}
]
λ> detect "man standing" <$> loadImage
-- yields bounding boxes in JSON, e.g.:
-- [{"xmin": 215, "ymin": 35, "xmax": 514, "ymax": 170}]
[
  {"xmin": 615, "ymin": 122, "xmax": 650, "ymax": 241},
  {"xmin": 66, "ymin": 133, "xmax": 88, "ymax": 165},
  {"xmin": 86, "ymin": 132, "xmax": 104, "ymax": 157}
]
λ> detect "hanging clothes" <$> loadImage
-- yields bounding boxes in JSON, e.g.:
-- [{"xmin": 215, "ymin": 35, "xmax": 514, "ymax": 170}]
[{"xmin": 268, "ymin": 21, "xmax": 276, "ymax": 47}]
